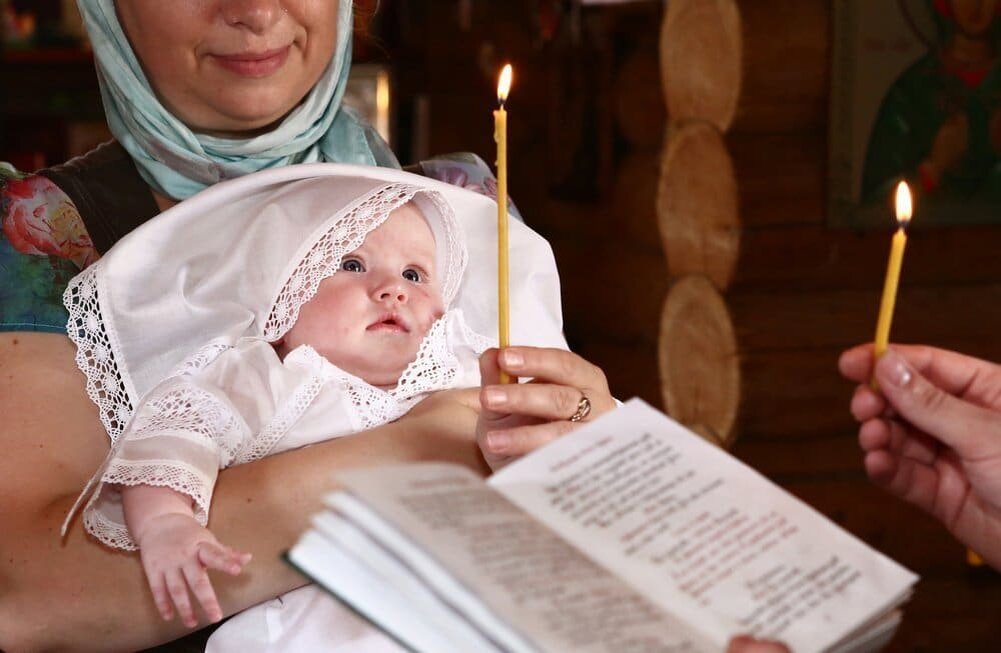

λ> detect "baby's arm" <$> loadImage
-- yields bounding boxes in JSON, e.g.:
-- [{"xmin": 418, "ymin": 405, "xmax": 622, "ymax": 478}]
[{"xmin": 122, "ymin": 484, "xmax": 251, "ymax": 628}]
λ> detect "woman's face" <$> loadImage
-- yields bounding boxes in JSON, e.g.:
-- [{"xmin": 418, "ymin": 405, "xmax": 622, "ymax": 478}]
[{"xmin": 115, "ymin": 0, "xmax": 339, "ymax": 136}]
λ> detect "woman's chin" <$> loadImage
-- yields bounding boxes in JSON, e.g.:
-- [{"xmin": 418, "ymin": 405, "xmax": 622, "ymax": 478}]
[{"xmin": 192, "ymin": 107, "xmax": 297, "ymax": 138}]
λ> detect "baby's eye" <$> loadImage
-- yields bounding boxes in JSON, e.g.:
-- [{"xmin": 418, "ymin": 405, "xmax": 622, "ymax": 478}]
[
  {"xmin": 341, "ymin": 258, "xmax": 364, "ymax": 273},
  {"xmin": 402, "ymin": 268, "xmax": 422, "ymax": 282}
]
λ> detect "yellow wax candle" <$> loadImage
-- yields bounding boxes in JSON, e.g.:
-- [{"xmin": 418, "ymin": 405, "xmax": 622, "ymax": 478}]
[
  {"xmin": 871, "ymin": 181, "xmax": 912, "ymax": 389},
  {"xmin": 494, "ymin": 64, "xmax": 513, "ymax": 384}
]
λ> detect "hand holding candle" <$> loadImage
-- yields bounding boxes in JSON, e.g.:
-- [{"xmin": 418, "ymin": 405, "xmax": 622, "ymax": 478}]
[
  {"xmin": 872, "ymin": 181, "xmax": 912, "ymax": 389},
  {"xmin": 494, "ymin": 63, "xmax": 513, "ymax": 384}
]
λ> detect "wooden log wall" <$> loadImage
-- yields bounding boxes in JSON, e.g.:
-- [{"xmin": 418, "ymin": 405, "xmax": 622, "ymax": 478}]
[{"xmin": 658, "ymin": 0, "xmax": 741, "ymax": 447}]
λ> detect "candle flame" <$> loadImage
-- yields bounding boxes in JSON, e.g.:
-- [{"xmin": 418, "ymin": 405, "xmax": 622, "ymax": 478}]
[
  {"xmin": 895, "ymin": 181, "xmax": 912, "ymax": 225},
  {"xmin": 497, "ymin": 64, "xmax": 513, "ymax": 104}
]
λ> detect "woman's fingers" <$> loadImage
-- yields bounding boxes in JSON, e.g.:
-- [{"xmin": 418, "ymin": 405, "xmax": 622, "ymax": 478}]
[
  {"xmin": 850, "ymin": 384, "xmax": 886, "ymax": 422},
  {"xmin": 477, "ymin": 347, "xmax": 618, "ymax": 471},
  {"xmin": 875, "ymin": 349, "xmax": 1000, "ymax": 458},
  {"xmin": 889, "ymin": 345, "xmax": 1001, "ymax": 406},
  {"xmin": 481, "ymin": 419, "xmax": 578, "ymax": 458},
  {"xmin": 843, "ymin": 343, "xmax": 1001, "ymax": 408},
  {"xmin": 497, "ymin": 347, "xmax": 613, "ymax": 409},
  {"xmin": 839, "ymin": 344, "xmax": 875, "ymax": 384},
  {"xmin": 481, "ymin": 382, "xmax": 590, "ymax": 424},
  {"xmin": 478, "ymin": 349, "xmax": 506, "ymax": 423}
]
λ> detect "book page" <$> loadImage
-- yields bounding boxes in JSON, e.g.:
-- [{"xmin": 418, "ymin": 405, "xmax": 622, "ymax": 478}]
[
  {"xmin": 335, "ymin": 463, "xmax": 714, "ymax": 653},
  {"xmin": 489, "ymin": 399, "xmax": 918, "ymax": 653}
]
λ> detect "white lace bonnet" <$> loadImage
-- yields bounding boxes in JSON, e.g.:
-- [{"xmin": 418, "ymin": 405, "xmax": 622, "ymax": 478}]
[{"xmin": 64, "ymin": 164, "xmax": 567, "ymax": 442}]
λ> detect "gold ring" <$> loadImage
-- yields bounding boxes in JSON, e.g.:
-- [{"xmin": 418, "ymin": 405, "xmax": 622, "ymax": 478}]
[{"xmin": 568, "ymin": 395, "xmax": 591, "ymax": 422}]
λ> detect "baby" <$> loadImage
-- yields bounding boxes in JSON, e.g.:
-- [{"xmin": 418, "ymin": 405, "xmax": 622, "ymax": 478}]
[
  {"xmin": 64, "ymin": 175, "xmax": 492, "ymax": 639},
  {"xmin": 121, "ymin": 201, "xmax": 456, "ymax": 625}
]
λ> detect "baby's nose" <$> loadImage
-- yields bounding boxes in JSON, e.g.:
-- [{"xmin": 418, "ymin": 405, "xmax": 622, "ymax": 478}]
[{"xmin": 376, "ymin": 279, "xmax": 407, "ymax": 303}]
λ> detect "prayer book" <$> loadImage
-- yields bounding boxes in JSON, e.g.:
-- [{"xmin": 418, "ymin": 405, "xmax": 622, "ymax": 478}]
[{"xmin": 286, "ymin": 399, "xmax": 917, "ymax": 653}]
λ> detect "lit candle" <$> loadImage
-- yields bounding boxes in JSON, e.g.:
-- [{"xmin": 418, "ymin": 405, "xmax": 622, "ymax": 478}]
[
  {"xmin": 871, "ymin": 181, "xmax": 912, "ymax": 389},
  {"xmin": 494, "ymin": 63, "xmax": 513, "ymax": 384}
]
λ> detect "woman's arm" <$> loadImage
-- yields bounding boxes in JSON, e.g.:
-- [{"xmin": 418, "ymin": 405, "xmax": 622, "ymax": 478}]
[{"xmin": 0, "ymin": 332, "xmax": 485, "ymax": 652}]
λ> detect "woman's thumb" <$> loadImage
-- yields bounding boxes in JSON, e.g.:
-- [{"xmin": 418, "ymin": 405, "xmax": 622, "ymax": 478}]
[{"xmin": 875, "ymin": 348, "xmax": 990, "ymax": 456}]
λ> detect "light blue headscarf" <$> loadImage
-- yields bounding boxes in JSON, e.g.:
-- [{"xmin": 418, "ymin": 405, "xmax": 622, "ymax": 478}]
[{"xmin": 76, "ymin": 0, "xmax": 399, "ymax": 200}]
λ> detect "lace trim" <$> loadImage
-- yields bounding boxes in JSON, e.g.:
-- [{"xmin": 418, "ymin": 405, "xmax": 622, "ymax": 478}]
[
  {"xmin": 64, "ymin": 265, "xmax": 132, "ymax": 442},
  {"xmin": 418, "ymin": 188, "xmax": 466, "ymax": 306},
  {"xmin": 264, "ymin": 183, "xmax": 415, "ymax": 340},
  {"xmin": 81, "ymin": 380, "xmax": 239, "ymax": 550},
  {"xmin": 171, "ymin": 342, "xmax": 231, "ymax": 379},
  {"xmin": 392, "ymin": 317, "xmax": 458, "ymax": 400},
  {"xmin": 65, "ymin": 182, "xmax": 467, "ymax": 445},
  {"xmin": 345, "ymin": 310, "xmax": 494, "ymax": 431},
  {"xmin": 234, "ymin": 372, "xmax": 327, "ymax": 463},
  {"xmin": 263, "ymin": 182, "xmax": 465, "ymax": 341},
  {"xmin": 87, "ymin": 459, "xmax": 215, "ymax": 551},
  {"xmin": 130, "ymin": 382, "xmax": 241, "ymax": 465},
  {"xmin": 83, "ymin": 506, "xmax": 137, "ymax": 552},
  {"xmin": 452, "ymin": 313, "xmax": 495, "ymax": 359}
]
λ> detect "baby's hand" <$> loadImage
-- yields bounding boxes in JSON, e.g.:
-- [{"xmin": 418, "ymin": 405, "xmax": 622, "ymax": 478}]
[{"xmin": 135, "ymin": 512, "xmax": 252, "ymax": 628}]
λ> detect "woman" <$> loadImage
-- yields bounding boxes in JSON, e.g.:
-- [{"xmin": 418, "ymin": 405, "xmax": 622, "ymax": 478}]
[{"xmin": 0, "ymin": 1, "xmax": 615, "ymax": 650}]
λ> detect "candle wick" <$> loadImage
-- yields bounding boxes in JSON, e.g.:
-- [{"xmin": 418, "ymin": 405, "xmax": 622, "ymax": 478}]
[{"xmin": 498, "ymin": 99, "xmax": 507, "ymax": 109}]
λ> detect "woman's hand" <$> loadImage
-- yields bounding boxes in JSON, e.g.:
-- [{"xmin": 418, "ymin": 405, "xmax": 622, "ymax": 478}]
[
  {"xmin": 476, "ymin": 347, "xmax": 617, "ymax": 471},
  {"xmin": 839, "ymin": 344, "xmax": 1001, "ymax": 570}
]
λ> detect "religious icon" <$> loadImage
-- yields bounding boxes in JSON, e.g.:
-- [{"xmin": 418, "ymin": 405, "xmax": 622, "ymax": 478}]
[{"xmin": 831, "ymin": 0, "xmax": 1001, "ymax": 227}]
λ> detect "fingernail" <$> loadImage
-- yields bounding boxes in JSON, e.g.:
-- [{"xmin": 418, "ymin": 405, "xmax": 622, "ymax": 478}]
[
  {"xmin": 501, "ymin": 349, "xmax": 524, "ymax": 369},
  {"xmin": 881, "ymin": 349, "xmax": 912, "ymax": 387},
  {"xmin": 484, "ymin": 387, "xmax": 507, "ymax": 407},
  {"xmin": 487, "ymin": 432, "xmax": 510, "ymax": 453}
]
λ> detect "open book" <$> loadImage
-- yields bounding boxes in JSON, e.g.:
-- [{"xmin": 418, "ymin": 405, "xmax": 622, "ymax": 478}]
[{"xmin": 286, "ymin": 399, "xmax": 917, "ymax": 653}]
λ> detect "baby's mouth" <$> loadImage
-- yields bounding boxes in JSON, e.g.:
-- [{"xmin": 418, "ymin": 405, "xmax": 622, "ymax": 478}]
[{"xmin": 367, "ymin": 312, "xmax": 410, "ymax": 333}]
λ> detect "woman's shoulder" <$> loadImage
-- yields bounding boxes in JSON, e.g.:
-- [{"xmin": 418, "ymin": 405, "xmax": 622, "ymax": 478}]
[
  {"xmin": 0, "ymin": 163, "xmax": 96, "ymax": 333},
  {"xmin": 1, "ymin": 163, "xmax": 98, "ymax": 267},
  {"xmin": 39, "ymin": 140, "xmax": 160, "ymax": 252},
  {"xmin": 0, "ymin": 141, "xmax": 161, "ymax": 334}
]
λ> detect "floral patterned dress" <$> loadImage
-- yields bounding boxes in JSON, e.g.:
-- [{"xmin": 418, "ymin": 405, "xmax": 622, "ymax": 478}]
[
  {"xmin": 0, "ymin": 151, "xmax": 512, "ymax": 335},
  {"xmin": 0, "ymin": 164, "xmax": 98, "ymax": 332}
]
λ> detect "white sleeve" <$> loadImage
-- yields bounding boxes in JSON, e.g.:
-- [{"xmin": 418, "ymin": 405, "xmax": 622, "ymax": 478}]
[
  {"xmin": 81, "ymin": 370, "xmax": 249, "ymax": 550},
  {"xmin": 79, "ymin": 340, "xmax": 327, "ymax": 551}
]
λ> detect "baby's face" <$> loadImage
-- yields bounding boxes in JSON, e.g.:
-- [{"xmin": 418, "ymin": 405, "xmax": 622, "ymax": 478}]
[{"xmin": 279, "ymin": 203, "xmax": 445, "ymax": 388}]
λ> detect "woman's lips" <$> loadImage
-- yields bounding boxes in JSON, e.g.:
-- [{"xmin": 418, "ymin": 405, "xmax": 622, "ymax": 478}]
[{"xmin": 211, "ymin": 46, "xmax": 290, "ymax": 77}]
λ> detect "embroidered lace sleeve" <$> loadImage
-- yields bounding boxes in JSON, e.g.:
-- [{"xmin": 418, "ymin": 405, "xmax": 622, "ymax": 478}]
[
  {"xmin": 80, "ymin": 340, "xmax": 326, "ymax": 551},
  {"xmin": 81, "ymin": 372, "xmax": 248, "ymax": 551}
]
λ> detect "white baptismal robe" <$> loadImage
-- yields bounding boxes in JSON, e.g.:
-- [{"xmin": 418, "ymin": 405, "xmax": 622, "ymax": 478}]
[
  {"xmin": 83, "ymin": 308, "xmax": 488, "ymax": 550},
  {"xmin": 82, "ymin": 311, "xmax": 488, "ymax": 653}
]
